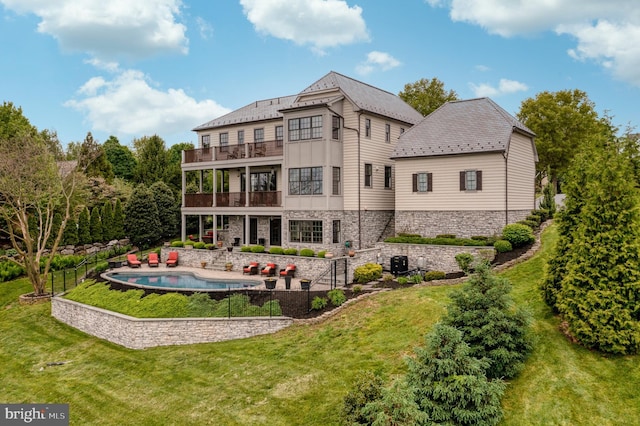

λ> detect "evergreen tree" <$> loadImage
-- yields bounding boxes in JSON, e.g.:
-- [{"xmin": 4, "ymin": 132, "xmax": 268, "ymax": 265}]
[
  {"xmin": 48, "ymin": 212, "xmax": 62, "ymax": 248},
  {"xmin": 101, "ymin": 200, "xmax": 114, "ymax": 241},
  {"xmin": 113, "ymin": 198, "xmax": 125, "ymax": 240},
  {"xmin": 539, "ymin": 176, "xmax": 556, "ymax": 217},
  {"xmin": 125, "ymin": 185, "xmax": 161, "ymax": 249},
  {"xmin": 77, "ymin": 132, "xmax": 114, "ymax": 183},
  {"xmin": 62, "ymin": 216, "xmax": 78, "ymax": 246},
  {"xmin": 406, "ymin": 324, "xmax": 505, "ymax": 426},
  {"xmin": 442, "ymin": 262, "xmax": 533, "ymax": 379},
  {"xmin": 77, "ymin": 207, "xmax": 91, "ymax": 245},
  {"xmin": 361, "ymin": 380, "xmax": 428, "ymax": 426},
  {"xmin": 149, "ymin": 181, "xmax": 179, "ymax": 240},
  {"xmin": 90, "ymin": 206, "xmax": 103, "ymax": 242},
  {"xmin": 557, "ymin": 140, "xmax": 640, "ymax": 354}
]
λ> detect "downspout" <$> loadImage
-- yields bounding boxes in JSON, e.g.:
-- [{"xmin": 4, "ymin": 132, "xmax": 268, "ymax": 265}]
[{"xmin": 503, "ymin": 150, "xmax": 508, "ymax": 227}]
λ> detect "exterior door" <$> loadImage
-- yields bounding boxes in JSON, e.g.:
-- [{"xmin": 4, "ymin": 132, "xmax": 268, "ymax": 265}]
[
  {"xmin": 270, "ymin": 217, "xmax": 281, "ymax": 246},
  {"xmin": 249, "ymin": 217, "xmax": 258, "ymax": 244}
]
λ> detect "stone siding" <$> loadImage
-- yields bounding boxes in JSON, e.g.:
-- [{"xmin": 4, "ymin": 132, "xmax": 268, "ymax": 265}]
[{"xmin": 51, "ymin": 297, "xmax": 293, "ymax": 350}]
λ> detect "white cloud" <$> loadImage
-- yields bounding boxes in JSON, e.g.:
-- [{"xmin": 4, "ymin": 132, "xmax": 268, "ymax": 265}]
[
  {"xmin": 64, "ymin": 69, "xmax": 230, "ymax": 138},
  {"xmin": 475, "ymin": 64, "xmax": 490, "ymax": 72},
  {"xmin": 469, "ymin": 78, "xmax": 528, "ymax": 97},
  {"xmin": 356, "ymin": 51, "xmax": 401, "ymax": 75},
  {"xmin": 239, "ymin": 0, "xmax": 369, "ymax": 53},
  {"xmin": 428, "ymin": 0, "xmax": 640, "ymax": 86},
  {"xmin": 196, "ymin": 17, "xmax": 213, "ymax": 40},
  {"xmin": 0, "ymin": 0, "xmax": 188, "ymax": 59}
]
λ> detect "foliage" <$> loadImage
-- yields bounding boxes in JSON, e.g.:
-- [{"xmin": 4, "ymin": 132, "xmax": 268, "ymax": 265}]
[
  {"xmin": 193, "ymin": 242, "xmax": 206, "ymax": 249},
  {"xmin": 361, "ymin": 379, "xmax": 428, "ymax": 426},
  {"xmin": 385, "ymin": 234, "xmax": 492, "ymax": 246},
  {"xmin": 90, "ymin": 206, "xmax": 103, "ymax": 243},
  {"xmin": 354, "ymin": 263, "xmax": 383, "ymax": 284},
  {"xmin": 76, "ymin": 132, "xmax": 114, "ymax": 183},
  {"xmin": 299, "ymin": 248, "xmax": 315, "ymax": 257},
  {"xmin": 382, "ymin": 273, "xmax": 394, "ymax": 283},
  {"xmin": 283, "ymin": 248, "xmax": 298, "ymax": 256},
  {"xmin": 352, "ymin": 285, "xmax": 363, "ymax": 294},
  {"xmin": 455, "ymin": 252, "xmax": 475, "ymax": 275},
  {"xmin": 502, "ymin": 223, "xmax": 534, "ymax": 248},
  {"xmin": 396, "ymin": 276, "xmax": 409, "ymax": 285},
  {"xmin": 0, "ymin": 261, "xmax": 24, "ymax": 283},
  {"xmin": 269, "ymin": 246, "xmax": 284, "ymax": 255},
  {"xmin": 133, "ymin": 135, "xmax": 168, "ymax": 186},
  {"xmin": 124, "ymin": 185, "xmax": 161, "ymax": 249},
  {"xmin": 101, "ymin": 201, "xmax": 114, "ymax": 241},
  {"xmin": 327, "ymin": 289, "xmax": 346, "ymax": 306},
  {"xmin": 240, "ymin": 245, "xmax": 251, "ymax": 252},
  {"xmin": 406, "ymin": 323, "xmax": 506, "ymax": 425},
  {"xmin": 183, "ymin": 240, "xmax": 195, "ymax": 247},
  {"xmin": 62, "ymin": 215, "xmax": 78, "ymax": 246},
  {"xmin": 170, "ymin": 240, "xmax": 184, "ymax": 247},
  {"xmin": 149, "ymin": 181, "xmax": 179, "ymax": 240},
  {"xmin": 441, "ymin": 263, "xmax": 533, "ymax": 379},
  {"xmin": 494, "ymin": 239, "xmax": 513, "ymax": 253},
  {"xmin": 112, "ymin": 198, "xmax": 125, "ymax": 240},
  {"xmin": 77, "ymin": 206, "xmax": 91, "ymax": 245},
  {"xmin": 539, "ymin": 180, "xmax": 556, "ymax": 216},
  {"xmin": 311, "ymin": 296, "xmax": 328, "ymax": 310},
  {"xmin": 409, "ymin": 274, "xmax": 423, "ymax": 284},
  {"xmin": 342, "ymin": 371, "xmax": 384, "ymax": 425},
  {"xmin": 47, "ymin": 212, "xmax": 62, "ymax": 248},
  {"xmin": 398, "ymin": 77, "xmax": 459, "ymax": 116},
  {"xmin": 250, "ymin": 245, "xmax": 265, "ymax": 253},
  {"xmin": 103, "ymin": 136, "xmax": 137, "ymax": 182},
  {"xmin": 317, "ymin": 250, "xmax": 326, "ymax": 258},
  {"xmin": 423, "ymin": 270, "xmax": 445, "ymax": 281}
]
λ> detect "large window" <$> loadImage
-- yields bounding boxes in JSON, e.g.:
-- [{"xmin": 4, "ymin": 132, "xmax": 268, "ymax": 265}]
[
  {"xmin": 237, "ymin": 130, "xmax": 244, "ymax": 144},
  {"xmin": 289, "ymin": 167, "xmax": 323, "ymax": 195},
  {"xmin": 413, "ymin": 172, "xmax": 433, "ymax": 192},
  {"xmin": 332, "ymin": 167, "xmax": 341, "ymax": 195},
  {"xmin": 332, "ymin": 115, "xmax": 340, "ymax": 139},
  {"xmin": 364, "ymin": 163, "xmax": 372, "ymax": 187},
  {"xmin": 289, "ymin": 220, "xmax": 323, "ymax": 243},
  {"xmin": 460, "ymin": 170, "xmax": 482, "ymax": 191},
  {"xmin": 254, "ymin": 128, "xmax": 264, "ymax": 143},
  {"xmin": 250, "ymin": 171, "xmax": 276, "ymax": 192},
  {"xmin": 384, "ymin": 166, "xmax": 392, "ymax": 189},
  {"xmin": 289, "ymin": 115, "xmax": 323, "ymax": 141},
  {"xmin": 219, "ymin": 132, "xmax": 229, "ymax": 151}
]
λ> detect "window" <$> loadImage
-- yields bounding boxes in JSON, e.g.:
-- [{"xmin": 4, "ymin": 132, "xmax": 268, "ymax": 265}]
[
  {"xmin": 275, "ymin": 125, "xmax": 283, "ymax": 145},
  {"xmin": 219, "ymin": 133, "xmax": 228, "ymax": 151},
  {"xmin": 254, "ymin": 128, "xmax": 264, "ymax": 143},
  {"xmin": 332, "ymin": 220, "xmax": 341, "ymax": 243},
  {"xmin": 365, "ymin": 118, "xmax": 371, "ymax": 138},
  {"xmin": 364, "ymin": 163, "xmax": 372, "ymax": 187},
  {"xmin": 288, "ymin": 115, "xmax": 323, "ymax": 141},
  {"xmin": 332, "ymin": 115, "xmax": 340, "ymax": 139},
  {"xmin": 250, "ymin": 171, "xmax": 276, "ymax": 191},
  {"xmin": 412, "ymin": 172, "xmax": 433, "ymax": 192},
  {"xmin": 289, "ymin": 167, "xmax": 323, "ymax": 195},
  {"xmin": 289, "ymin": 220, "xmax": 323, "ymax": 243},
  {"xmin": 202, "ymin": 134, "xmax": 210, "ymax": 148},
  {"xmin": 332, "ymin": 167, "xmax": 341, "ymax": 195},
  {"xmin": 385, "ymin": 124, "xmax": 391, "ymax": 143},
  {"xmin": 460, "ymin": 170, "xmax": 482, "ymax": 191},
  {"xmin": 237, "ymin": 130, "xmax": 244, "ymax": 144},
  {"xmin": 384, "ymin": 166, "xmax": 392, "ymax": 189}
]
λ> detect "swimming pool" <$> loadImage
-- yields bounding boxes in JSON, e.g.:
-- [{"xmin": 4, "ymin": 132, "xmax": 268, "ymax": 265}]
[{"xmin": 103, "ymin": 271, "xmax": 261, "ymax": 291}]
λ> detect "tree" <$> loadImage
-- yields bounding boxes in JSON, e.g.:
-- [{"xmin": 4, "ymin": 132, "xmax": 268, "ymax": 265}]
[
  {"xmin": 90, "ymin": 206, "xmax": 103, "ymax": 243},
  {"xmin": 77, "ymin": 207, "xmax": 91, "ymax": 245},
  {"xmin": 361, "ymin": 380, "xmax": 428, "ymax": 426},
  {"xmin": 133, "ymin": 135, "xmax": 168, "ymax": 186},
  {"xmin": 406, "ymin": 323, "xmax": 505, "ymax": 425},
  {"xmin": 0, "ymin": 103, "xmax": 82, "ymax": 296},
  {"xmin": 41, "ymin": 129, "xmax": 65, "ymax": 160},
  {"xmin": 62, "ymin": 215, "xmax": 78, "ymax": 246},
  {"xmin": 398, "ymin": 77, "xmax": 458, "ymax": 117},
  {"xmin": 149, "ymin": 181, "xmax": 180, "ymax": 240},
  {"xmin": 101, "ymin": 200, "xmax": 114, "ymax": 241},
  {"xmin": 48, "ymin": 212, "xmax": 62, "ymax": 249},
  {"xmin": 165, "ymin": 142, "xmax": 194, "ymax": 195},
  {"xmin": 113, "ymin": 198, "xmax": 125, "ymax": 240},
  {"xmin": 556, "ymin": 137, "xmax": 640, "ymax": 354},
  {"xmin": 103, "ymin": 136, "xmax": 137, "ymax": 181},
  {"xmin": 441, "ymin": 262, "xmax": 533, "ymax": 379},
  {"xmin": 77, "ymin": 132, "xmax": 114, "ymax": 183},
  {"xmin": 517, "ymin": 90, "xmax": 606, "ymax": 190},
  {"xmin": 125, "ymin": 185, "xmax": 161, "ymax": 248}
]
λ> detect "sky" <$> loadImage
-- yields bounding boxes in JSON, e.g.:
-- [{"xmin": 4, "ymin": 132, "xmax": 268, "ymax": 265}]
[{"xmin": 1, "ymin": 0, "xmax": 639, "ymax": 149}]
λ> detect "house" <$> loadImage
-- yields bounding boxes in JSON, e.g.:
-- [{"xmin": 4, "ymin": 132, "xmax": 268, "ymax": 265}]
[
  {"xmin": 181, "ymin": 71, "xmax": 423, "ymax": 251},
  {"xmin": 391, "ymin": 98, "xmax": 537, "ymax": 238}
]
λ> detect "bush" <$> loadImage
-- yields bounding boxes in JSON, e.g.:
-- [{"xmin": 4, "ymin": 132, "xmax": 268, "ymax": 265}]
[
  {"xmin": 250, "ymin": 245, "xmax": 265, "ymax": 253},
  {"xmin": 193, "ymin": 242, "xmax": 206, "ymax": 249},
  {"xmin": 240, "ymin": 245, "xmax": 252, "ymax": 252},
  {"xmin": 397, "ymin": 276, "xmax": 409, "ymax": 285},
  {"xmin": 283, "ymin": 248, "xmax": 298, "ymax": 256},
  {"xmin": 436, "ymin": 233, "xmax": 456, "ymax": 239},
  {"xmin": 170, "ymin": 240, "xmax": 184, "ymax": 247},
  {"xmin": 269, "ymin": 246, "xmax": 284, "ymax": 255},
  {"xmin": 183, "ymin": 240, "xmax": 195, "ymax": 247},
  {"xmin": 493, "ymin": 239, "xmax": 513, "ymax": 253},
  {"xmin": 519, "ymin": 219, "xmax": 540, "ymax": 230},
  {"xmin": 502, "ymin": 223, "xmax": 535, "ymax": 248},
  {"xmin": 327, "ymin": 289, "xmax": 346, "ymax": 306},
  {"xmin": 342, "ymin": 371, "xmax": 384, "ymax": 425},
  {"xmin": 204, "ymin": 243, "xmax": 215, "ymax": 250},
  {"xmin": 311, "ymin": 296, "xmax": 328, "ymax": 310},
  {"xmin": 352, "ymin": 285, "xmax": 363, "ymax": 294},
  {"xmin": 353, "ymin": 263, "xmax": 383, "ymax": 284},
  {"xmin": 94, "ymin": 261, "xmax": 109, "ymax": 274},
  {"xmin": 299, "ymin": 248, "xmax": 315, "ymax": 257},
  {"xmin": 455, "ymin": 252, "xmax": 475, "ymax": 274},
  {"xmin": 382, "ymin": 273, "xmax": 394, "ymax": 283},
  {"xmin": 424, "ymin": 270, "xmax": 446, "ymax": 281},
  {"xmin": 409, "ymin": 274, "xmax": 423, "ymax": 284},
  {"xmin": 317, "ymin": 250, "xmax": 326, "ymax": 258}
]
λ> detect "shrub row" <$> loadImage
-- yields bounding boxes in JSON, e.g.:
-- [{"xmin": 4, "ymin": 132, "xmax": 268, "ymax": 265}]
[{"xmin": 385, "ymin": 235, "xmax": 495, "ymax": 246}]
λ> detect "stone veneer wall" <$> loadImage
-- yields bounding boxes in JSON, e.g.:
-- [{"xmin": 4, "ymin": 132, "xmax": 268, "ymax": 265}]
[
  {"xmin": 51, "ymin": 297, "xmax": 293, "ymax": 350},
  {"xmin": 375, "ymin": 243, "xmax": 495, "ymax": 273},
  {"xmin": 395, "ymin": 210, "xmax": 530, "ymax": 239}
]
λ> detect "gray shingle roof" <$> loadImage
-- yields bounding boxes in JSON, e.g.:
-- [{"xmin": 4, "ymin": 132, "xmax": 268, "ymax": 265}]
[{"xmin": 391, "ymin": 97, "xmax": 535, "ymax": 159}]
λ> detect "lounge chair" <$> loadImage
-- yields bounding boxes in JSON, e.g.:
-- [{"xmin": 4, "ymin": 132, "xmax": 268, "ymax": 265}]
[
  {"xmin": 279, "ymin": 264, "xmax": 296, "ymax": 277},
  {"xmin": 148, "ymin": 252, "xmax": 159, "ymax": 267},
  {"xmin": 243, "ymin": 262, "xmax": 259, "ymax": 275},
  {"xmin": 166, "ymin": 251, "xmax": 179, "ymax": 267},
  {"xmin": 126, "ymin": 254, "xmax": 141, "ymax": 268},
  {"xmin": 260, "ymin": 262, "xmax": 277, "ymax": 277}
]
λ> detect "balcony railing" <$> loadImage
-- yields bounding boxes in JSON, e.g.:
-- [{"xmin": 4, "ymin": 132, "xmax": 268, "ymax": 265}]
[
  {"xmin": 184, "ymin": 191, "xmax": 281, "ymax": 208},
  {"xmin": 184, "ymin": 193, "xmax": 214, "ymax": 207},
  {"xmin": 184, "ymin": 140, "xmax": 283, "ymax": 164}
]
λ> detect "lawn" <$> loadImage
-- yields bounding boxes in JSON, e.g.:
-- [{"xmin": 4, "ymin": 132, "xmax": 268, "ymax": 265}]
[{"xmin": 0, "ymin": 225, "xmax": 639, "ymax": 425}]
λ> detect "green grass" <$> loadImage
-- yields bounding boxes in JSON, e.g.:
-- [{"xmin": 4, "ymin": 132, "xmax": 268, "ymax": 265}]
[{"xmin": 0, "ymin": 225, "xmax": 638, "ymax": 425}]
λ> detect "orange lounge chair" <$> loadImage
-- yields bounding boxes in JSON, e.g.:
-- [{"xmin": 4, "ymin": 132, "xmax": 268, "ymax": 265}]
[
  {"xmin": 260, "ymin": 262, "xmax": 277, "ymax": 277},
  {"xmin": 166, "ymin": 251, "xmax": 179, "ymax": 267},
  {"xmin": 243, "ymin": 262, "xmax": 259, "ymax": 275},
  {"xmin": 126, "ymin": 254, "xmax": 141, "ymax": 268},
  {"xmin": 148, "ymin": 252, "xmax": 159, "ymax": 267},
  {"xmin": 279, "ymin": 264, "xmax": 296, "ymax": 277}
]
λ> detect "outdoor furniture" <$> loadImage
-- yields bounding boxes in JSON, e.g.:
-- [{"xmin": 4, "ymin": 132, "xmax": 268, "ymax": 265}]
[
  {"xmin": 148, "ymin": 252, "xmax": 159, "ymax": 267},
  {"xmin": 126, "ymin": 254, "xmax": 141, "ymax": 268},
  {"xmin": 261, "ymin": 262, "xmax": 277, "ymax": 277},
  {"xmin": 166, "ymin": 251, "xmax": 179, "ymax": 267},
  {"xmin": 279, "ymin": 264, "xmax": 296, "ymax": 277},
  {"xmin": 243, "ymin": 262, "xmax": 259, "ymax": 275}
]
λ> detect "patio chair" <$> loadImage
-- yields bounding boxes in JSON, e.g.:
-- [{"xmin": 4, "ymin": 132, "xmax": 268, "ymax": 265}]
[
  {"xmin": 166, "ymin": 251, "xmax": 179, "ymax": 267},
  {"xmin": 260, "ymin": 262, "xmax": 277, "ymax": 277},
  {"xmin": 126, "ymin": 254, "xmax": 141, "ymax": 268},
  {"xmin": 148, "ymin": 252, "xmax": 159, "ymax": 267},
  {"xmin": 279, "ymin": 264, "xmax": 296, "ymax": 277},
  {"xmin": 243, "ymin": 261, "xmax": 259, "ymax": 275}
]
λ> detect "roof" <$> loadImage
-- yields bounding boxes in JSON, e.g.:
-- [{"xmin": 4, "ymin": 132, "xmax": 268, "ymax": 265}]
[{"xmin": 391, "ymin": 97, "xmax": 535, "ymax": 159}]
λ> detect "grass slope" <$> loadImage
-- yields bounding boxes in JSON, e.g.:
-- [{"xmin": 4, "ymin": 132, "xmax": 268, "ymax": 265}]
[{"xmin": 0, "ymin": 225, "xmax": 638, "ymax": 425}]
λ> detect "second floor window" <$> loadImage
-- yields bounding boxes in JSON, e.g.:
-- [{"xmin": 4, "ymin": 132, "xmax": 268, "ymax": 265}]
[
  {"xmin": 384, "ymin": 166, "xmax": 392, "ymax": 189},
  {"xmin": 238, "ymin": 130, "xmax": 244, "ymax": 144},
  {"xmin": 254, "ymin": 128, "xmax": 264, "ymax": 143},
  {"xmin": 365, "ymin": 118, "xmax": 371, "ymax": 138},
  {"xmin": 289, "ymin": 166, "xmax": 323, "ymax": 195},
  {"xmin": 332, "ymin": 167, "xmax": 341, "ymax": 195},
  {"xmin": 219, "ymin": 133, "xmax": 228, "ymax": 151},
  {"xmin": 275, "ymin": 125, "xmax": 283, "ymax": 145},
  {"xmin": 289, "ymin": 115, "xmax": 323, "ymax": 141},
  {"xmin": 202, "ymin": 134, "xmax": 210, "ymax": 148},
  {"xmin": 364, "ymin": 163, "xmax": 372, "ymax": 187},
  {"xmin": 332, "ymin": 115, "xmax": 340, "ymax": 139},
  {"xmin": 385, "ymin": 124, "xmax": 391, "ymax": 143}
]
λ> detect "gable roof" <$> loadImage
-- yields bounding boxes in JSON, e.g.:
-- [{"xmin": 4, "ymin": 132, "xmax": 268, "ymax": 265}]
[
  {"xmin": 292, "ymin": 71, "xmax": 423, "ymax": 125},
  {"xmin": 391, "ymin": 97, "xmax": 535, "ymax": 159},
  {"xmin": 193, "ymin": 95, "xmax": 297, "ymax": 131}
]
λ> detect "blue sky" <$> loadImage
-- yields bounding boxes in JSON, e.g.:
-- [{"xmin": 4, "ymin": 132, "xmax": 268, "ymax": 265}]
[{"xmin": 1, "ymin": 0, "xmax": 639, "ymax": 148}]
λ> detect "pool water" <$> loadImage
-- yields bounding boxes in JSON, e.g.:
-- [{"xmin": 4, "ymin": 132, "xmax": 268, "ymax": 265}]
[{"xmin": 105, "ymin": 272, "xmax": 260, "ymax": 290}]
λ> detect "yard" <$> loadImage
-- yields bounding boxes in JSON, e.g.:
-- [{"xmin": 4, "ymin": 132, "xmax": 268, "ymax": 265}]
[{"xmin": 0, "ymin": 225, "xmax": 639, "ymax": 425}]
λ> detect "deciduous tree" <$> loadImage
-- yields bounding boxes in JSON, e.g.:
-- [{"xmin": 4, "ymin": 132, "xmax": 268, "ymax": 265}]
[
  {"xmin": 103, "ymin": 136, "xmax": 137, "ymax": 182},
  {"xmin": 398, "ymin": 77, "xmax": 458, "ymax": 116}
]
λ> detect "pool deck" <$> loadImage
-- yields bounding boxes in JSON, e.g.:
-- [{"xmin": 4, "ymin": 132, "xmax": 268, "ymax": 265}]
[{"xmin": 108, "ymin": 263, "xmax": 328, "ymax": 291}]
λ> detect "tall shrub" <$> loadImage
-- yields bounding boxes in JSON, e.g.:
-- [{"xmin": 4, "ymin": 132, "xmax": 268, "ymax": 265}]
[
  {"xmin": 77, "ymin": 206, "xmax": 91, "ymax": 245},
  {"xmin": 125, "ymin": 185, "xmax": 161, "ymax": 249},
  {"xmin": 150, "ymin": 181, "xmax": 179, "ymax": 240},
  {"xmin": 62, "ymin": 215, "xmax": 78, "ymax": 246},
  {"xmin": 101, "ymin": 200, "xmax": 114, "ymax": 241},
  {"xmin": 113, "ymin": 198, "xmax": 125, "ymax": 240},
  {"xmin": 90, "ymin": 206, "xmax": 103, "ymax": 243}
]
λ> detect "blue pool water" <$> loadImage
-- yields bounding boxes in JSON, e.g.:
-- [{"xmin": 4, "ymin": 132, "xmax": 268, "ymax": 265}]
[{"xmin": 105, "ymin": 272, "xmax": 260, "ymax": 290}]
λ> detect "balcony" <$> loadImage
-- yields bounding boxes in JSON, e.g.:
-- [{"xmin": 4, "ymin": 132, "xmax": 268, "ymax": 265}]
[
  {"xmin": 184, "ymin": 191, "xmax": 281, "ymax": 208},
  {"xmin": 184, "ymin": 140, "xmax": 283, "ymax": 164}
]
